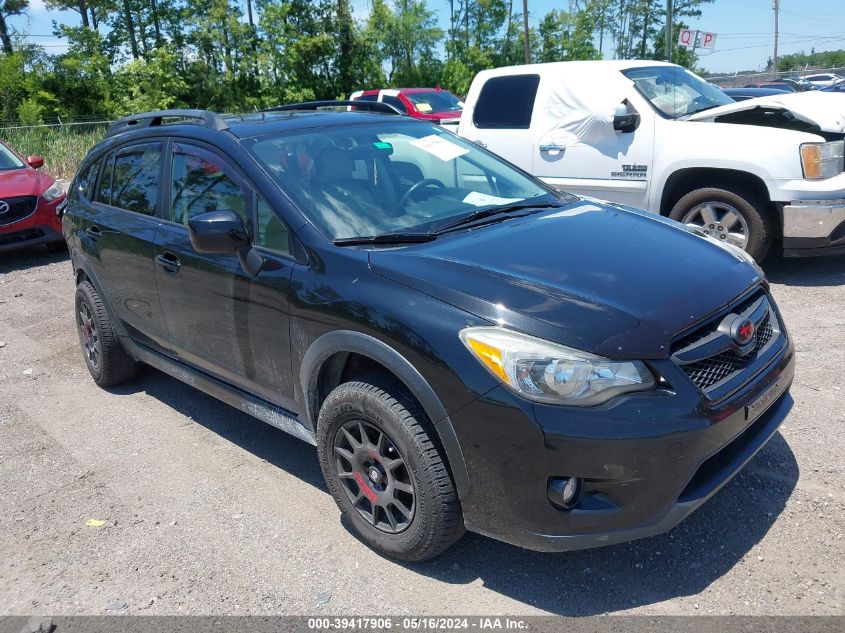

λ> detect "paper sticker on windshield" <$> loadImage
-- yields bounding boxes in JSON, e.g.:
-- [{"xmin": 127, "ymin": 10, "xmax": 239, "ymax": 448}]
[
  {"xmin": 415, "ymin": 102, "xmax": 433, "ymax": 113},
  {"xmin": 410, "ymin": 134, "xmax": 469, "ymax": 161},
  {"xmin": 462, "ymin": 192, "xmax": 522, "ymax": 207},
  {"xmin": 373, "ymin": 141, "xmax": 392, "ymax": 151}
]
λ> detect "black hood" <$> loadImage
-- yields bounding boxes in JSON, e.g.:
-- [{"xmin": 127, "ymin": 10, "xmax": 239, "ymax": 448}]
[{"xmin": 370, "ymin": 199, "xmax": 764, "ymax": 359}]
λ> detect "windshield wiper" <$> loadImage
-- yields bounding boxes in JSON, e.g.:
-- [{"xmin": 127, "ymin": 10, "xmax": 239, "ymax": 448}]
[
  {"xmin": 432, "ymin": 200, "xmax": 564, "ymax": 234},
  {"xmin": 333, "ymin": 232, "xmax": 437, "ymax": 246}
]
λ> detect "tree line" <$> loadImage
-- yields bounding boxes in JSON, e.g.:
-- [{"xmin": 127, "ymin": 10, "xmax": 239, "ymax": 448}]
[
  {"xmin": 0, "ymin": 0, "xmax": 712, "ymax": 124},
  {"xmin": 774, "ymin": 48, "xmax": 845, "ymax": 73}
]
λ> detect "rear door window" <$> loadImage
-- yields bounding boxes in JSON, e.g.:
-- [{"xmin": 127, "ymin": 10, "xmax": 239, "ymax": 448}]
[
  {"xmin": 109, "ymin": 143, "xmax": 163, "ymax": 215},
  {"xmin": 473, "ymin": 74, "xmax": 540, "ymax": 129},
  {"xmin": 74, "ymin": 158, "xmax": 101, "ymax": 201},
  {"xmin": 94, "ymin": 153, "xmax": 114, "ymax": 205}
]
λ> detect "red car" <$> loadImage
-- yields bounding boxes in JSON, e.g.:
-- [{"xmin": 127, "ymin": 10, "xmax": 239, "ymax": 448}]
[
  {"xmin": 349, "ymin": 87, "xmax": 463, "ymax": 123},
  {"xmin": 0, "ymin": 139, "xmax": 66, "ymax": 253}
]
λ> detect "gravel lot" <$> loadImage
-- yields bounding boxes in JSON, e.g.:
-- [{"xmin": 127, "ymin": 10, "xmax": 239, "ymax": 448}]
[{"xmin": 0, "ymin": 246, "xmax": 843, "ymax": 617}]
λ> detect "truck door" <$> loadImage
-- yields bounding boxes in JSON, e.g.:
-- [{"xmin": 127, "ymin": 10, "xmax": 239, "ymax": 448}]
[
  {"xmin": 459, "ymin": 73, "xmax": 541, "ymax": 173},
  {"xmin": 532, "ymin": 89, "xmax": 655, "ymax": 209}
]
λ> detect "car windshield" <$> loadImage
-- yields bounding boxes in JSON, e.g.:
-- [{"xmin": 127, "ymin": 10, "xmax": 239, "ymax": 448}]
[
  {"xmin": 404, "ymin": 91, "xmax": 463, "ymax": 114},
  {"xmin": 244, "ymin": 120, "xmax": 550, "ymax": 241},
  {"xmin": 622, "ymin": 66, "xmax": 734, "ymax": 118},
  {"xmin": 0, "ymin": 142, "xmax": 24, "ymax": 170}
]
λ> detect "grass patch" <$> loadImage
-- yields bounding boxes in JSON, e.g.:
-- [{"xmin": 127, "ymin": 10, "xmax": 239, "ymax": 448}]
[{"xmin": 0, "ymin": 124, "xmax": 108, "ymax": 181}]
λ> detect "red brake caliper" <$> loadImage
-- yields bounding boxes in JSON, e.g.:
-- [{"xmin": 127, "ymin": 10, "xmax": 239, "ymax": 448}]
[{"xmin": 353, "ymin": 472, "xmax": 378, "ymax": 503}]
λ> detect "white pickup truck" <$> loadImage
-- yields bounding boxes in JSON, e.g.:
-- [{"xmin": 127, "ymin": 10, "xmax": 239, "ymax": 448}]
[{"xmin": 453, "ymin": 60, "xmax": 845, "ymax": 261}]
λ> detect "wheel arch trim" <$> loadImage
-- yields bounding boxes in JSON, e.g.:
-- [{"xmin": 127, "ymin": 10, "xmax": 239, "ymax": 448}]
[
  {"xmin": 300, "ymin": 330, "xmax": 470, "ymax": 499},
  {"xmin": 658, "ymin": 167, "xmax": 773, "ymax": 216}
]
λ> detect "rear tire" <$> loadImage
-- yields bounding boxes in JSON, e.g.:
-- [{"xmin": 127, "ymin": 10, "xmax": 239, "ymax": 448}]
[
  {"xmin": 317, "ymin": 374, "xmax": 464, "ymax": 561},
  {"xmin": 670, "ymin": 185, "xmax": 773, "ymax": 263},
  {"xmin": 75, "ymin": 281, "xmax": 139, "ymax": 387}
]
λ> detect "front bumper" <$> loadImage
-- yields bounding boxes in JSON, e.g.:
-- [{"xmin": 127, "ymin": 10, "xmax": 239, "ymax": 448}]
[
  {"xmin": 0, "ymin": 197, "xmax": 65, "ymax": 253},
  {"xmin": 782, "ymin": 199, "xmax": 845, "ymax": 257},
  {"xmin": 451, "ymin": 333, "xmax": 795, "ymax": 552}
]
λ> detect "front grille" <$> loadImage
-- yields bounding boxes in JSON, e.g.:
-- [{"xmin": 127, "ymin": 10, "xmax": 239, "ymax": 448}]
[
  {"xmin": 671, "ymin": 289, "xmax": 783, "ymax": 397},
  {"xmin": 681, "ymin": 311, "xmax": 773, "ymax": 390},
  {"xmin": 0, "ymin": 196, "xmax": 38, "ymax": 226}
]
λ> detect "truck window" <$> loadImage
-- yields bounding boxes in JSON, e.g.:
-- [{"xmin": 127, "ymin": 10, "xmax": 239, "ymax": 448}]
[
  {"xmin": 382, "ymin": 95, "xmax": 408, "ymax": 114},
  {"xmin": 473, "ymin": 74, "xmax": 540, "ymax": 129}
]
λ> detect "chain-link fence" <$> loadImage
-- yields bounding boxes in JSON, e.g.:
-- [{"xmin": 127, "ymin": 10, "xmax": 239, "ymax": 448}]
[
  {"xmin": 707, "ymin": 66, "xmax": 845, "ymax": 88},
  {"xmin": 0, "ymin": 118, "xmax": 112, "ymax": 180}
]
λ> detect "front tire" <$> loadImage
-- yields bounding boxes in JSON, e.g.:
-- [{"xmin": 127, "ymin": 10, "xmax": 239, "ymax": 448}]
[
  {"xmin": 75, "ymin": 281, "xmax": 139, "ymax": 387},
  {"xmin": 670, "ymin": 185, "xmax": 773, "ymax": 262},
  {"xmin": 317, "ymin": 375, "xmax": 464, "ymax": 561}
]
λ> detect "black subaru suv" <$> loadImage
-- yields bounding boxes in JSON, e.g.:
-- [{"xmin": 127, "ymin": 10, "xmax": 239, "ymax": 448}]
[{"xmin": 64, "ymin": 105, "xmax": 794, "ymax": 561}]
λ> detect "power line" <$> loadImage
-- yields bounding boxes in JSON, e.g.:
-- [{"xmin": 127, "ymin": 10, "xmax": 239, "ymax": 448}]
[{"xmin": 701, "ymin": 36, "xmax": 845, "ymax": 55}]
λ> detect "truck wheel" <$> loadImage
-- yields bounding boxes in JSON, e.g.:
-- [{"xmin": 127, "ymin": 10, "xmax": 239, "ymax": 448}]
[
  {"xmin": 75, "ymin": 280, "xmax": 140, "ymax": 387},
  {"xmin": 670, "ymin": 186, "xmax": 772, "ymax": 262},
  {"xmin": 317, "ymin": 374, "xmax": 464, "ymax": 561}
]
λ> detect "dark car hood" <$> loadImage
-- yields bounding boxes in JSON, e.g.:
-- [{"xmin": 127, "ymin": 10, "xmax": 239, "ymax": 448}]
[
  {"xmin": 0, "ymin": 167, "xmax": 51, "ymax": 198},
  {"xmin": 370, "ymin": 199, "xmax": 763, "ymax": 359}
]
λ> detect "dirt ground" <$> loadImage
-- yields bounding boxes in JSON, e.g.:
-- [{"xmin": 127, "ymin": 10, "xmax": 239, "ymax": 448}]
[{"xmin": 0, "ymin": 246, "xmax": 843, "ymax": 616}]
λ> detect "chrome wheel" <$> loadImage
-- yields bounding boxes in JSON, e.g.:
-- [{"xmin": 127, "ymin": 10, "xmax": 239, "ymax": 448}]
[
  {"xmin": 682, "ymin": 201, "xmax": 749, "ymax": 249},
  {"xmin": 77, "ymin": 301, "xmax": 100, "ymax": 369},
  {"xmin": 333, "ymin": 419, "xmax": 416, "ymax": 534}
]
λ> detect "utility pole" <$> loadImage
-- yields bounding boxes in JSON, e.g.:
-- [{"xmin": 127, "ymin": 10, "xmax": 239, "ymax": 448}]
[
  {"xmin": 665, "ymin": 0, "xmax": 673, "ymax": 62},
  {"xmin": 773, "ymin": 0, "xmax": 780, "ymax": 78},
  {"xmin": 522, "ymin": 0, "xmax": 531, "ymax": 64}
]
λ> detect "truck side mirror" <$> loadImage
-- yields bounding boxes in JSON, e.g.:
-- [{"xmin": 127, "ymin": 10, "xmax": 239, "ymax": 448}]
[{"xmin": 613, "ymin": 112, "xmax": 640, "ymax": 133}]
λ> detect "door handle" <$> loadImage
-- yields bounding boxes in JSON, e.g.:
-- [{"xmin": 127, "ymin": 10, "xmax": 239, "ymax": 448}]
[
  {"xmin": 539, "ymin": 144, "xmax": 566, "ymax": 155},
  {"xmin": 155, "ymin": 252, "xmax": 181, "ymax": 274},
  {"xmin": 85, "ymin": 226, "xmax": 102, "ymax": 240},
  {"xmin": 472, "ymin": 139, "xmax": 487, "ymax": 148}
]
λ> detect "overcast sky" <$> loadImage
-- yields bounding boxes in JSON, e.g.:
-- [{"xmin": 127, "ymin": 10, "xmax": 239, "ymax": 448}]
[{"xmin": 9, "ymin": 0, "xmax": 845, "ymax": 74}]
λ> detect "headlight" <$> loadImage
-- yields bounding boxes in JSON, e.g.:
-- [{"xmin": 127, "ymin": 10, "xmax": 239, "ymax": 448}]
[
  {"xmin": 800, "ymin": 140, "xmax": 844, "ymax": 179},
  {"xmin": 41, "ymin": 181, "xmax": 64, "ymax": 202},
  {"xmin": 459, "ymin": 327, "xmax": 655, "ymax": 406}
]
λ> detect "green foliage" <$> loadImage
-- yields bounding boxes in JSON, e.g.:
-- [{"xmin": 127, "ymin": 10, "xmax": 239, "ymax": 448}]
[
  {"xmin": 0, "ymin": 124, "xmax": 106, "ymax": 179},
  {"xmin": 0, "ymin": 0, "xmax": 731, "ymax": 159},
  {"xmin": 365, "ymin": 0, "xmax": 443, "ymax": 86},
  {"xmin": 116, "ymin": 45, "xmax": 188, "ymax": 112},
  {"xmin": 538, "ymin": 8, "xmax": 600, "ymax": 63},
  {"xmin": 776, "ymin": 49, "xmax": 845, "ymax": 72}
]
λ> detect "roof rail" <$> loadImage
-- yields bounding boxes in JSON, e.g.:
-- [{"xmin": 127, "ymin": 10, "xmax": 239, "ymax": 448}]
[
  {"xmin": 265, "ymin": 100, "xmax": 403, "ymax": 115},
  {"xmin": 107, "ymin": 109, "xmax": 230, "ymax": 137}
]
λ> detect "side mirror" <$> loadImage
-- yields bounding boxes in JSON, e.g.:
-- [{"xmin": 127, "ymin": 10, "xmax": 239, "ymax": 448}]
[
  {"xmin": 27, "ymin": 155, "xmax": 44, "ymax": 169},
  {"xmin": 613, "ymin": 112, "xmax": 640, "ymax": 133},
  {"xmin": 188, "ymin": 209, "xmax": 264, "ymax": 276},
  {"xmin": 188, "ymin": 209, "xmax": 249, "ymax": 253}
]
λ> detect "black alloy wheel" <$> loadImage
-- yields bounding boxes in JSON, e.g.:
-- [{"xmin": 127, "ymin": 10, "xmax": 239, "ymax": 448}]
[
  {"xmin": 333, "ymin": 419, "xmax": 416, "ymax": 534},
  {"xmin": 74, "ymin": 280, "xmax": 139, "ymax": 387},
  {"xmin": 77, "ymin": 299, "xmax": 101, "ymax": 370}
]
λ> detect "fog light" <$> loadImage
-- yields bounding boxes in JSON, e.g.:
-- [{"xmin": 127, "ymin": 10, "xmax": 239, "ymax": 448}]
[{"xmin": 548, "ymin": 477, "xmax": 582, "ymax": 510}]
